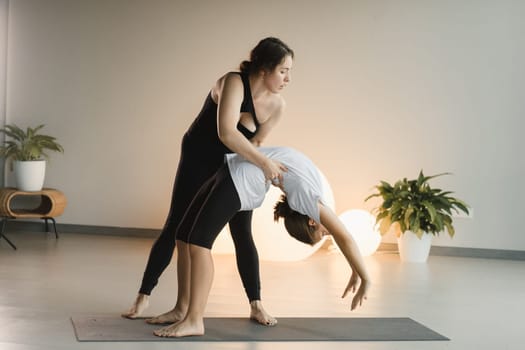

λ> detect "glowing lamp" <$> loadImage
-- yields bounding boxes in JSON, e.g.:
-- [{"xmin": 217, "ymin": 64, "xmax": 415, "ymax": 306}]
[{"xmin": 338, "ymin": 209, "xmax": 381, "ymax": 256}]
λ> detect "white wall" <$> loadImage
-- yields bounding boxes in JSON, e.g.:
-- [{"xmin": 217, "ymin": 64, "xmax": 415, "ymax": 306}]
[
  {"xmin": 0, "ymin": 0, "xmax": 7, "ymax": 183},
  {"xmin": 4, "ymin": 0, "xmax": 525, "ymax": 250}
]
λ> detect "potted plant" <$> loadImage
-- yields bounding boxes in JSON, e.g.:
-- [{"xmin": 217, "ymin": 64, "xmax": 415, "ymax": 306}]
[
  {"xmin": 0, "ymin": 124, "xmax": 64, "ymax": 191},
  {"xmin": 365, "ymin": 171, "xmax": 469, "ymax": 262}
]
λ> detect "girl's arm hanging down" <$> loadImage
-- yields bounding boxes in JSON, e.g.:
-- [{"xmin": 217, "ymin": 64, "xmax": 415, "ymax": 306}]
[{"xmin": 318, "ymin": 203, "xmax": 371, "ymax": 310}]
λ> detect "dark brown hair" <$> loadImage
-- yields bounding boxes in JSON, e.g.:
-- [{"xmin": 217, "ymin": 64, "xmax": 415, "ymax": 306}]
[
  {"xmin": 240, "ymin": 37, "xmax": 294, "ymax": 75},
  {"xmin": 273, "ymin": 195, "xmax": 316, "ymax": 245}
]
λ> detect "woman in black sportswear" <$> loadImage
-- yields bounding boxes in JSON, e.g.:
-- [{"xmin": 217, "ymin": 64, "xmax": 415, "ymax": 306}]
[{"xmin": 122, "ymin": 37, "xmax": 294, "ymax": 326}]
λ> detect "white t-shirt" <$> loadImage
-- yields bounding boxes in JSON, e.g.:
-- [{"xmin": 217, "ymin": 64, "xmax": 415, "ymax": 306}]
[{"xmin": 225, "ymin": 147, "xmax": 327, "ymax": 223}]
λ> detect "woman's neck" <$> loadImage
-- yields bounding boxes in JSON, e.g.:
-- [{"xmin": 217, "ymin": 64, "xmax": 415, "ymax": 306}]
[{"xmin": 248, "ymin": 73, "xmax": 273, "ymax": 100}]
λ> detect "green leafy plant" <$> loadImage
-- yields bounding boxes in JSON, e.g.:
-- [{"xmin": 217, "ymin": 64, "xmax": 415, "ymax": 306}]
[
  {"xmin": 0, "ymin": 124, "xmax": 64, "ymax": 166},
  {"xmin": 365, "ymin": 171, "xmax": 469, "ymax": 238}
]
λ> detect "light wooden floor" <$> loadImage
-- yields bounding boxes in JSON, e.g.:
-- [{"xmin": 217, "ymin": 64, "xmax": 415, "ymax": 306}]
[{"xmin": 1, "ymin": 231, "xmax": 524, "ymax": 350}]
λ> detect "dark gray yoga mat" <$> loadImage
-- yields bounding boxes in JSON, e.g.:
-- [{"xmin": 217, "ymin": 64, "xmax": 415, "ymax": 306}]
[{"xmin": 71, "ymin": 315, "xmax": 449, "ymax": 342}]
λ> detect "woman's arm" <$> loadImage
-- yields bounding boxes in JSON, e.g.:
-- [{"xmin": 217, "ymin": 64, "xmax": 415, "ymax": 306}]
[
  {"xmin": 319, "ymin": 203, "xmax": 371, "ymax": 310},
  {"xmin": 216, "ymin": 73, "xmax": 285, "ymax": 180}
]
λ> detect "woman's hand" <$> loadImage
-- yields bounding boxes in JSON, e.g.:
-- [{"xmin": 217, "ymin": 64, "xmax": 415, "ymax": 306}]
[
  {"xmin": 342, "ymin": 272, "xmax": 370, "ymax": 311},
  {"xmin": 263, "ymin": 159, "xmax": 287, "ymax": 184}
]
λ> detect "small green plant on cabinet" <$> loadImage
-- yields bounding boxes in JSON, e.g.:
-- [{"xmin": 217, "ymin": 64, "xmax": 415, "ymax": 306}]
[
  {"xmin": 0, "ymin": 124, "xmax": 64, "ymax": 167},
  {"xmin": 365, "ymin": 171, "xmax": 469, "ymax": 239}
]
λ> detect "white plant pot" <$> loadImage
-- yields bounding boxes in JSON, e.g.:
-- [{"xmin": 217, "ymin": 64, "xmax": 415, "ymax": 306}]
[
  {"xmin": 14, "ymin": 160, "xmax": 46, "ymax": 191},
  {"xmin": 397, "ymin": 231, "xmax": 433, "ymax": 263}
]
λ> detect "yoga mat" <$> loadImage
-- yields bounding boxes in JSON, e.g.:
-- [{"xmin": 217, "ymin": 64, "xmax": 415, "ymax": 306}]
[{"xmin": 71, "ymin": 316, "xmax": 449, "ymax": 342}]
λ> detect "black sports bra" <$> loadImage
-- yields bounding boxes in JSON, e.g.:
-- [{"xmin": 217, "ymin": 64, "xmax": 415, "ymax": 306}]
[
  {"xmin": 235, "ymin": 72, "xmax": 259, "ymax": 138},
  {"xmin": 184, "ymin": 71, "xmax": 259, "ymax": 146}
]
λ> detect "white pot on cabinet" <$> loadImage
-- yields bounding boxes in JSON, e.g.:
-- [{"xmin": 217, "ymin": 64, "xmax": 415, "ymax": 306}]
[
  {"xmin": 397, "ymin": 231, "xmax": 433, "ymax": 262},
  {"xmin": 13, "ymin": 160, "xmax": 46, "ymax": 191}
]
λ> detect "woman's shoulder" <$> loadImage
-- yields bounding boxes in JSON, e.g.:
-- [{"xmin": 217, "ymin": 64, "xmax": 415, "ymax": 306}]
[
  {"xmin": 218, "ymin": 71, "xmax": 243, "ymax": 85},
  {"xmin": 211, "ymin": 72, "xmax": 244, "ymax": 101},
  {"xmin": 266, "ymin": 92, "xmax": 286, "ymax": 120},
  {"xmin": 274, "ymin": 94, "xmax": 286, "ymax": 111}
]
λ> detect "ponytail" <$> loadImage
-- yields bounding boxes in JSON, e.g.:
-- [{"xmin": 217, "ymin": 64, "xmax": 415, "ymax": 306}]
[
  {"xmin": 273, "ymin": 195, "xmax": 294, "ymax": 221},
  {"xmin": 273, "ymin": 195, "xmax": 316, "ymax": 245}
]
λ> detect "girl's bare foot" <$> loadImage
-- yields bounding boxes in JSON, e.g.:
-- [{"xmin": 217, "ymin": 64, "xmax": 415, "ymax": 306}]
[
  {"xmin": 121, "ymin": 294, "xmax": 149, "ymax": 319},
  {"xmin": 153, "ymin": 318, "xmax": 204, "ymax": 337},
  {"xmin": 146, "ymin": 308, "xmax": 186, "ymax": 325},
  {"xmin": 250, "ymin": 300, "xmax": 277, "ymax": 326}
]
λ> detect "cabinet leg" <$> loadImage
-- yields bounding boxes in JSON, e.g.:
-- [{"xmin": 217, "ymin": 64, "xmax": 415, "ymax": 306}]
[
  {"xmin": 0, "ymin": 218, "xmax": 17, "ymax": 250},
  {"xmin": 45, "ymin": 217, "xmax": 59, "ymax": 239}
]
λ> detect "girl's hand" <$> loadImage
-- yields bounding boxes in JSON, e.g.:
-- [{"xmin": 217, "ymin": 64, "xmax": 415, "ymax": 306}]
[
  {"xmin": 342, "ymin": 272, "xmax": 370, "ymax": 311},
  {"xmin": 350, "ymin": 280, "xmax": 369, "ymax": 311},
  {"xmin": 342, "ymin": 271, "xmax": 359, "ymax": 297}
]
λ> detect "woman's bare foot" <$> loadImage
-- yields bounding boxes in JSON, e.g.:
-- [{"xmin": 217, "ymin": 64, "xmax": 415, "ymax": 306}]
[
  {"xmin": 146, "ymin": 308, "xmax": 186, "ymax": 325},
  {"xmin": 250, "ymin": 300, "xmax": 277, "ymax": 326},
  {"xmin": 153, "ymin": 318, "xmax": 204, "ymax": 337},
  {"xmin": 121, "ymin": 294, "xmax": 149, "ymax": 319}
]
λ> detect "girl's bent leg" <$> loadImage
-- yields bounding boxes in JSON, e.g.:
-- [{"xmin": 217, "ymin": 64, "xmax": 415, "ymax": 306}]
[
  {"xmin": 154, "ymin": 244, "xmax": 213, "ymax": 337},
  {"xmin": 153, "ymin": 165, "xmax": 240, "ymax": 337}
]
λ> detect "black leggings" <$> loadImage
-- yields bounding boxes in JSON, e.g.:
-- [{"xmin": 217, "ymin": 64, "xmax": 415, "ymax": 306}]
[
  {"xmin": 139, "ymin": 137, "xmax": 261, "ymax": 301},
  {"xmin": 176, "ymin": 165, "xmax": 240, "ymax": 248}
]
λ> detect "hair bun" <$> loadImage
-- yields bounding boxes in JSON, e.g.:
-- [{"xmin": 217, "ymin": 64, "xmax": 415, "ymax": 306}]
[
  {"xmin": 239, "ymin": 60, "xmax": 252, "ymax": 74},
  {"xmin": 239, "ymin": 37, "xmax": 294, "ymax": 75}
]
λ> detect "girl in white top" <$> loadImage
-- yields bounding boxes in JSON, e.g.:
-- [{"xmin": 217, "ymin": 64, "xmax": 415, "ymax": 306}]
[{"xmin": 153, "ymin": 147, "xmax": 371, "ymax": 338}]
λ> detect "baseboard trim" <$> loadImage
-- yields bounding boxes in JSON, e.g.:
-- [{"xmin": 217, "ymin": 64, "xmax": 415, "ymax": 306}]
[
  {"xmin": 4, "ymin": 220, "xmax": 525, "ymax": 261},
  {"xmin": 378, "ymin": 243, "xmax": 525, "ymax": 261},
  {"xmin": 2, "ymin": 219, "xmax": 160, "ymax": 238}
]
